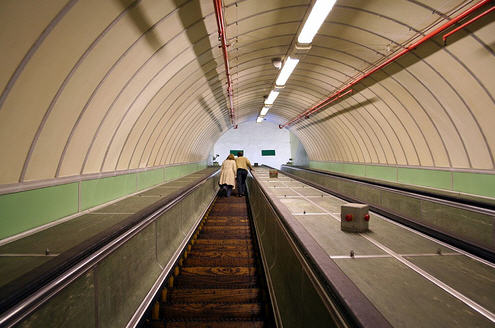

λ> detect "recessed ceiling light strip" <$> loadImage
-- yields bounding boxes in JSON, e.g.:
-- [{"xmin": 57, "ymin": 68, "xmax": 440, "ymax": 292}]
[{"xmin": 279, "ymin": 0, "xmax": 492, "ymax": 128}]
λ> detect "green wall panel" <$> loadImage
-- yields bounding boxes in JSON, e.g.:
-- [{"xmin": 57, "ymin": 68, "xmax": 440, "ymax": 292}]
[
  {"xmin": 0, "ymin": 183, "xmax": 78, "ymax": 239},
  {"xmin": 453, "ymin": 172, "xmax": 495, "ymax": 198},
  {"xmin": 309, "ymin": 161, "xmax": 495, "ymax": 200},
  {"xmin": 365, "ymin": 165, "xmax": 396, "ymax": 182},
  {"xmin": 0, "ymin": 162, "xmax": 207, "ymax": 240},
  {"xmin": 342, "ymin": 163, "xmax": 366, "ymax": 176},
  {"xmin": 137, "ymin": 168, "xmax": 164, "ymax": 191},
  {"xmin": 164, "ymin": 166, "xmax": 180, "ymax": 181},
  {"xmin": 80, "ymin": 173, "xmax": 136, "ymax": 211},
  {"xmin": 164, "ymin": 162, "xmax": 206, "ymax": 182},
  {"xmin": 398, "ymin": 168, "xmax": 451, "ymax": 190}
]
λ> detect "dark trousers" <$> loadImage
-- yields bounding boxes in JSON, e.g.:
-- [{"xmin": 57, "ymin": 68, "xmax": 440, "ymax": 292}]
[
  {"xmin": 236, "ymin": 168, "xmax": 248, "ymax": 195},
  {"xmin": 221, "ymin": 184, "xmax": 233, "ymax": 197}
]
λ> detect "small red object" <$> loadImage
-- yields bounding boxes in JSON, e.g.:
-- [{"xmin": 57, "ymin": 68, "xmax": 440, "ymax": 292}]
[
  {"xmin": 364, "ymin": 214, "xmax": 370, "ymax": 221},
  {"xmin": 345, "ymin": 214, "xmax": 352, "ymax": 221}
]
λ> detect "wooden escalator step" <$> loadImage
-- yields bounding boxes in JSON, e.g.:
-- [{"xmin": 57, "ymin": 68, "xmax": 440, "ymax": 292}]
[
  {"xmin": 207, "ymin": 216, "xmax": 249, "ymax": 220},
  {"xmin": 193, "ymin": 239, "xmax": 252, "ymax": 246},
  {"xmin": 168, "ymin": 288, "xmax": 261, "ymax": 303},
  {"xmin": 202, "ymin": 226, "xmax": 251, "ymax": 232},
  {"xmin": 199, "ymin": 232, "xmax": 251, "ymax": 239},
  {"xmin": 162, "ymin": 302, "xmax": 263, "ymax": 320},
  {"xmin": 207, "ymin": 218, "xmax": 249, "ymax": 225},
  {"xmin": 174, "ymin": 267, "xmax": 257, "ymax": 288},
  {"xmin": 189, "ymin": 244, "xmax": 253, "ymax": 252},
  {"xmin": 187, "ymin": 250, "xmax": 252, "ymax": 258},
  {"xmin": 185, "ymin": 255, "xmax": 255, "ymax": 267},
  {"xmin": 163, "ymin": 321, "xmax": 265, "ymax": 328},
  {"xmin": 155, "ymin": 195, "xmax": 273, "ymax": 328}
]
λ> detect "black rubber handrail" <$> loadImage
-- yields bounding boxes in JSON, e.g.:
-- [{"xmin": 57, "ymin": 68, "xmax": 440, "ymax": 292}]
[{"xmin": 0, "ymin": 168, "xmax": 220, "ymax": 327}]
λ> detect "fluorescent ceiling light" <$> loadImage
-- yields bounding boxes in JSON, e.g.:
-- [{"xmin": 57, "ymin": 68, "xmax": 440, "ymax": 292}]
[
  {"xmin": 260, "ymin": 106, "xmax": 269, "ymax": 116},
  {"xmin": 298, "ymin": 0, "xmax": 336, "ymax": 44},
  {"xmin": 265, "ymin": 90, "xmax": 279, "ymax": 105},
  {"xmin": 276, "ymin": 57, "xmax": 299, "ymax": 86},
  {"xmin": 256, "ymin": 117, "xmax": 263, "ymax": 123}
]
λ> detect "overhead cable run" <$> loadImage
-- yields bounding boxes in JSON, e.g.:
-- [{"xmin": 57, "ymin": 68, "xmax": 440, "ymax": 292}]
[
  {"xmin": 279, "ymin": 0, "xmax": 493, "ymax": 129},
  {"xmin": 213, "ymin": 0, "xmax": 237, "ymax": 128}
]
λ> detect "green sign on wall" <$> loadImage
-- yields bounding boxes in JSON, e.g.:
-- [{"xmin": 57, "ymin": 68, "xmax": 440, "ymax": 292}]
[
  {"xmin": 230, "ymin": 149, "xmax": 243, "ymax": 156},
  {"xmin": 261, "ymin": 149, "xmax": 276, "ymax": 156}
]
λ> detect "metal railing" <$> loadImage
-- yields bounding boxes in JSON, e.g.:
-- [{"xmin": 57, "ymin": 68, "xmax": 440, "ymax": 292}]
[{"xmin": 0, "ymin": 168, "xmax": 220, "ymax": 327}]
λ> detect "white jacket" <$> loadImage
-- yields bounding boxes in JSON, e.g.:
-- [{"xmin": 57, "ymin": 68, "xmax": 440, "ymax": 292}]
[{"xmin": 219, "ymin": 159, "xmax": 237, "ymax": 187}]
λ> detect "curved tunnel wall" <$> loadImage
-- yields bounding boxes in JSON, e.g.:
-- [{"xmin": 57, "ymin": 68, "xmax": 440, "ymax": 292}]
[{"xmin": 0, "ymin": 0, "xmax": 494, "ymax": 238}]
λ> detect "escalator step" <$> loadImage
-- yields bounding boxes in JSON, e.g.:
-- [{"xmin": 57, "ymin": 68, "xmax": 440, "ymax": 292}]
[
  {"xmin": 185, "ymin": 255, "xmax": 255, "ymax": 267},
  {"xmin": 162, "ymin": 321, "xmax": 265, "ymax": 328},
  {"xmin": 207, "ymin": 219, "xmax": 249, "ymax": 225},
  {"xmin": 199, "ymin": 232, "xmax": 251, "ymax": 239},
  {"xmin": 189, "ymin": 244, "xmax": 253, "ymax": 252},
  {"xmin": 162, "ymin": 302, "xmax": 263, "ymax": 320},
  {"xmin": 187, "ymin": 250, "xmax": 252, "ymax": 258},
  {"xmin": 207, "ymin": 216, "xmax": 249, "ymax": 220},
  {"xmin": 193, "ymin": 239, "xmax": 252, "ymax": 246},
  {"xmin": 202, "ymin": 226, "xmax": 251, "ymax": 232},
  {"xmin": 199, "ymin": 231, "xmax": 250, "ymax": 235},
  {"xmin": 153, "ymin": 194, "xmax": 273, "ymax": 327},
  {"xmin": 174, "ymin": 267, "xmax": 257, "ymax": 288},
  {"xmin": 168, "ymin": 288, "xmax": 261, "ymax": 303}
]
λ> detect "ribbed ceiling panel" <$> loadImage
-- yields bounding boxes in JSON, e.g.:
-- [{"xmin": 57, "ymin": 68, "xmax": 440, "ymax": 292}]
[{"xmin": 0, "ymin": 0, "xmax": 493, "ymax": 185}]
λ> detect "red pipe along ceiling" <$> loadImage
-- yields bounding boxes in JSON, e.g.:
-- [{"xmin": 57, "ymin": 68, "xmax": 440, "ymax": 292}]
[
  {"xmin": 443, "ymin": 5, "xmax": 495, "ymax": 44},
  {"xmin": 213, "ymin": 0, "xmax": 237, "ymax": 128},
  {"xmin": 279, "ymin": 0, "xmax": 493, "ymax": 129}
]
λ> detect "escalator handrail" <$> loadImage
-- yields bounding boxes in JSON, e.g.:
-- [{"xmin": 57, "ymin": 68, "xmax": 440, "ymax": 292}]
[{"xmin": 0, "ymin": 168, "xmax": 220, "ymax": 327}]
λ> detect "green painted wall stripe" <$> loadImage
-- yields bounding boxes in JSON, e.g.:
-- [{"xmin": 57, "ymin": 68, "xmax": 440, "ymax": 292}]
[
  {"xmin": 309, "ymin": 161, "xmax": 495, "ymax": 199},
  {"xmin": 453, "ymin": 171, "xmax": 495, "ymax": 198},
  {"xmin": 0, "ymin": 161, "xmax": 208, "ymax": 240},
  {"xmin": 365, "ymin": 165, "xmax": 396, "ymax": 182},
  {"xmin": 397, "ymin": 167, "xmax": 451, "ymax": 190},
  {"xmin": 0, "ymin": 183, "xmax": 78, "ymax": 240},
  {"xmin": 137, "ymin": 168, "xmax": 164, "ymax": 191},
  {"xmin": 80, "ymin": 173, "xmax": 137, "ymax": 211}
]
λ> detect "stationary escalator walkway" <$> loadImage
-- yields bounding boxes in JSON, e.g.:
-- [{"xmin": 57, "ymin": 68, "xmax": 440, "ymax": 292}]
[{"xmin": 151, "ymin": 195, "xmax": 274, "ymax": 328}]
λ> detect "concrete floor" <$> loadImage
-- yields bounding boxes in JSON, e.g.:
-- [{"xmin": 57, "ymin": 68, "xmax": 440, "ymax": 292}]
[{"xmin": 254, "ymin": 168, "xmax": 495, "ymax": 328}]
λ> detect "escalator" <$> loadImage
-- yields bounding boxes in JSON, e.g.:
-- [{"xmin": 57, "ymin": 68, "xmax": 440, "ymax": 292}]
[{"xmin": 149, "ymin": 194, "xmax": 274, "ymax": 328}]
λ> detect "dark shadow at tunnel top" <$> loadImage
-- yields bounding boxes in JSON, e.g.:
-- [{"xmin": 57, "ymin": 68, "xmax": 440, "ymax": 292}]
[
  {"xmin": 342, "ymin": 11, "xmax": 495, "ymax": 94},
  {"xmin": 296, "ymin": 97, "xmax": 378, "ymax": 130},
  {"xmin": 199, "ymin": 96, "xmax": 223, "ymax": 132},
  {"xmin": 117, "ymin": 0, "xmax": 163, "ymax": 49},
  {"xmin": 173, "ymin": 0, "xmax": 231, "ymax": 127}
]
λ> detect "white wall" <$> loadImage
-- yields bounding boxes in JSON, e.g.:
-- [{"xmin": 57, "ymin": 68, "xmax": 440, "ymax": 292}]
[
  {"xmin": 213, "ymin": 121, "xmax": 291, "ymax": 169},
  {"xmin": 290, "ymin": 132, "xmax": 309, "ymax": 166}
]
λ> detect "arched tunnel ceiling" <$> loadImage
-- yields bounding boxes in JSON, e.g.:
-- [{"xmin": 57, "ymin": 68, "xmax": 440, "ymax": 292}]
[{"xmin": 0, "ymin": 0, "xmax": 493, "ymax": 185}]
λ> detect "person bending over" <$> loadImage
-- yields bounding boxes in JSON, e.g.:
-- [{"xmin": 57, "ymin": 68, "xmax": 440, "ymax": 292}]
[{"xmin": 219, "ymin": 154, "xmax": 237, "ymax": 197}]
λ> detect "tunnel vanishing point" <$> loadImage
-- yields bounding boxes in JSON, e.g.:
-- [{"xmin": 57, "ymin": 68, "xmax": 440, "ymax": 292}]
[{"xmin": 0, "ymin": 0, "xmax": 494, "ymax": 327}]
